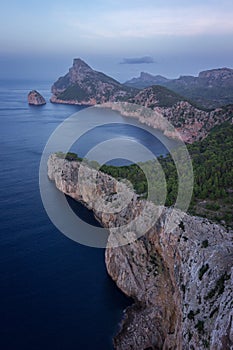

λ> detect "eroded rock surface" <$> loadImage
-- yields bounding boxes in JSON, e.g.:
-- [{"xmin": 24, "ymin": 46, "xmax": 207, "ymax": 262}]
[
  {"xmin": 48, "ymin": 154, "xmax": 233, "ymax": 349},
  {"xmin": 28, "ymin": 90, "xmax": 46, "ymax": 105},
  {"xmin": 102, "ymin": 101, "xmax": 233, "ymax": 143}
]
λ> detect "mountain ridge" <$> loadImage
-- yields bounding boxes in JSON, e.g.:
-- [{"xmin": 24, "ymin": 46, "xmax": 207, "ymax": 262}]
[
  {"xmin": 124, "ymin": 67, "xmax": 233, "ymax": 109},
  {"xmin": 50, "ymin": 59, "xmax": 233, "ymax": 143}
]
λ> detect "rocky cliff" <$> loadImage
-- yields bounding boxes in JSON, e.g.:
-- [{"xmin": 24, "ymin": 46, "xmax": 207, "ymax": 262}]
[
  {"xmin": 51, "ymin": 58, "xmax": 136, "ymax": 105},
  {"xmin": 28, "ymin": 90, "xmax": 46, "ymax": 105},
  {"xmin": 102, "ymin": 101, "xmax": 233, "ymax": 143},
  {"xmin": 48, "ymin": 154, "xmax": 233, "ymax": 350}
]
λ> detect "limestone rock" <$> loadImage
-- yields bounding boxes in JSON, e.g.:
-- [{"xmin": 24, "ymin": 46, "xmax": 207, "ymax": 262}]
[
  {"xmin": 28, "ymin": 90, "xmax": 46, "ymax": 106},
  {"xmin": 103, "ymin": 101, "xmax": 233, "ymax": 143},
  {"xmin": 48, "ymin": 154, "xmax": 233, "ymax": 349}
]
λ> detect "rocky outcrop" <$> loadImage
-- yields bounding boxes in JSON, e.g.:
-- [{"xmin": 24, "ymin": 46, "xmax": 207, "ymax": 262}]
[
  {"xmin": 48, "ymin": 154, "xmax": 233, "ymax": 350},
  {"xmin": 28, "ymin": 90, "xmax": 46, "ymax": 105},
  {"xmin": 102, "ymin": 101, "xmax": 233, "ymax": 143},
  {"xmin": 50, "ymin": 58, "xmax": 136, "ymax": 105}
]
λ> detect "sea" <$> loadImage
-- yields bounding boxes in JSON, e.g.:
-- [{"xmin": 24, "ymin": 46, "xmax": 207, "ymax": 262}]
[{"xmin": 0, "ymin": 80, "xmax": 175, "ymax": 349}]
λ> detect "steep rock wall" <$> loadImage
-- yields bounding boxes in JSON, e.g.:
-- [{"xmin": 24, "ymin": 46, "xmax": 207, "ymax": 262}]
[{"xmin": 48, "ymin": 154, "xmax": 233, "ymax": 349}]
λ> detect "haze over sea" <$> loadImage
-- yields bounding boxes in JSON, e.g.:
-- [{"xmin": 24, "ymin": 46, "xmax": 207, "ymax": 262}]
[{"xmin": 0, "ymin": 80, "xmax": 173, "ymax": 349}]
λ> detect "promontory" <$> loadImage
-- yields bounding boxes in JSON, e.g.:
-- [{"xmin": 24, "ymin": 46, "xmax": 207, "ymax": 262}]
[{"xmin": 48, "ymin": 153, "xmax": 233, "ymax": 350}]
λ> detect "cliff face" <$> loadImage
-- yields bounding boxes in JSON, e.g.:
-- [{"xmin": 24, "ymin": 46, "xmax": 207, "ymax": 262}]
[
  {"xmin": 51, "ymin": 58, "xmax": 136, "ymax": 105},
  {"xmin": 48, "ymin": 154, "xmax": 233, "ymax": 350},
  {"xmin": 28, "ymin": 90, "xmax": 46, "ymax": 105},
  {"xmin": 102, "ymin": 101, "xmax": 233, "ymax": 143}
]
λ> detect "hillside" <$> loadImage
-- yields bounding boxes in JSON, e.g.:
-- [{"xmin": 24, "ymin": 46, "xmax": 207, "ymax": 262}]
[
  {"xmin": 51, "ymin": 58, "xmax": 136, "ymax": 105},
  {"xmin": 128, "ymin": 85, "xmax": 189, "ymax": 108},
  {"xmin": 52, "ymin": 122, "xmax": 233, "ymax": 227},
  {"xmin": 125, "ymin": 68, "xmax": 233, "ymax": 109},
  {"xmin": 104, "ymin": 100, "xmax": 233, "ymax": 143},
  {"xmin": 94, "ymin": 122, "xmax": 232, "ymax": 227}
]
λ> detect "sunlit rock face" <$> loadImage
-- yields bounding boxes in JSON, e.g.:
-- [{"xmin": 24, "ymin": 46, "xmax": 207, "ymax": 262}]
[{"xmin": 48, "ymin": 154, "xmax": 233, "ymax": 350}]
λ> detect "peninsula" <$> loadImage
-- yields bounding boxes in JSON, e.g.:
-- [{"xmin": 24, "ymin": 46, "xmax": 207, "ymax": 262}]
[
  {"xmin": 48, "ymin": 153, "xmax": 233, "ymax": 350},
  {"xmin": 50, "ymin": 59, "xmax": 233, "ymax": 143}
]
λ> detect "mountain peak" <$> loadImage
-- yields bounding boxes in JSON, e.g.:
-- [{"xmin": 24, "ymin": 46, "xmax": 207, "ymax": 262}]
[
  {"xmin": 125, "ymin": 72, "xmax": 169, "ymax": 89},
  {"xmin": 140, "ymin": 72, "xmax": 155, "ymax": 80},
  {"xmin": 71, "ymin": 58, "xmax": 93, "ymax": 74},
  {"xmin": 51, "ymin": 58, "xmax": 136, "ymax": 104},
  {"xmin": 73, "ymin": 58, "xmax": 92, "ymax": 69}
]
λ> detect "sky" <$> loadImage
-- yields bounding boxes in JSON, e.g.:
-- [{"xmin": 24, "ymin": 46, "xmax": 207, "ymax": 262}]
[{"xmin": 0, "ymin": 0, "xmax": 233, "ymax": 82}]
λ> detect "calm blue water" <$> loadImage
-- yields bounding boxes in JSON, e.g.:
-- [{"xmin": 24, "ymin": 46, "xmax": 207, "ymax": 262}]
[{"xmin": 0, "ymin": 80, "xmax": 174, "ymax": 349}]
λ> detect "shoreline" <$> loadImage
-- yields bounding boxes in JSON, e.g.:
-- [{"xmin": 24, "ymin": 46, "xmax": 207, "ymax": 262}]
[{"xmin": 49, "ymin": 97, "xmax": 184, "ymax": 142}]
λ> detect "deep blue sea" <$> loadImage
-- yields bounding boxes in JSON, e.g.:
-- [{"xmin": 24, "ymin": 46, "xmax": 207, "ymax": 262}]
[{"xmin": 0, "ymin": 80, "xmax": 175, "ymax": 349}]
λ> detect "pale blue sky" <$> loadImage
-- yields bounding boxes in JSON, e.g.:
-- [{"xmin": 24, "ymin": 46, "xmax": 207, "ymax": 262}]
[{"xmin": 0, "ymin": 0, "xmax": 233, "ymax": 81}]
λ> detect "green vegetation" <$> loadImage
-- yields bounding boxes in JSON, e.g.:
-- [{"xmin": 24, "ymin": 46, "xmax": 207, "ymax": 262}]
[
  {"xmin": 55, "ymin": 152, "xmax": 83, "ymax": 161},
  {"xmin": 55, "ymin": 122, "xmax": 233, "ymax": 227},
  {"xmin": 188, "ymin": 122, "xmax": 233, "ymax": 226},
  {"xmin": 146, "ymin": 85, "xmax": 187, "ymax": 108},
  {"xmin": 166, "ymin": 81, "xmax": 233, "ymax": 110},
  {"xmin": 98, "ymin": 123, "xmax": 233, "ymax": 226},
  {"xmin": 58, "ymin": 84, "xmax": 89, "ymax": 101},
  {"xmin": 205, "ymin": 203, "xmax": 220, "ymax": 211},
  {"xmin": 100, "ymin": 163, "xmax": 148, "ymax": 196}
]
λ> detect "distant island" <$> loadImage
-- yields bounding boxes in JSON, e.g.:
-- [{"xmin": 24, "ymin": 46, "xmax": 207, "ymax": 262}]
[
  {"xmin": 28, "ymin": 90, "xmax": 46, "ymax": 106},
  {"xmin": 50, "ymin": 58, "xmax": 233, "ymax": 143}
]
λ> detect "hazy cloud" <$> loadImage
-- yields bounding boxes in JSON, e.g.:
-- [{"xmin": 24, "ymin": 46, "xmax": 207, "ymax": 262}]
[{"xmin": 120, "ymin": 56, "xmax": 155, "ymax": 64}]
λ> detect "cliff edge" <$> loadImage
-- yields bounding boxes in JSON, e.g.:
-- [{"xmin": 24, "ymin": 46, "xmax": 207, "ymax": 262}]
[{"xmin": 48, "ymin": 154, "xmax": 233, "ymax": 349}]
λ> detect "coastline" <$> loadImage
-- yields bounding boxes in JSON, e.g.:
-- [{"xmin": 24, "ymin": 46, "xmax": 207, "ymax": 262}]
[
  {"xmin": 50, "ymin": 95, "xmax": 95, "ymax": 106},
  {"xmin": 48, "ymin": 154, "xmax": 233, "ymax": 350},
  {"xmin": 49, "ymin": 97, "xmax": 183, "ymax": 142}
]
